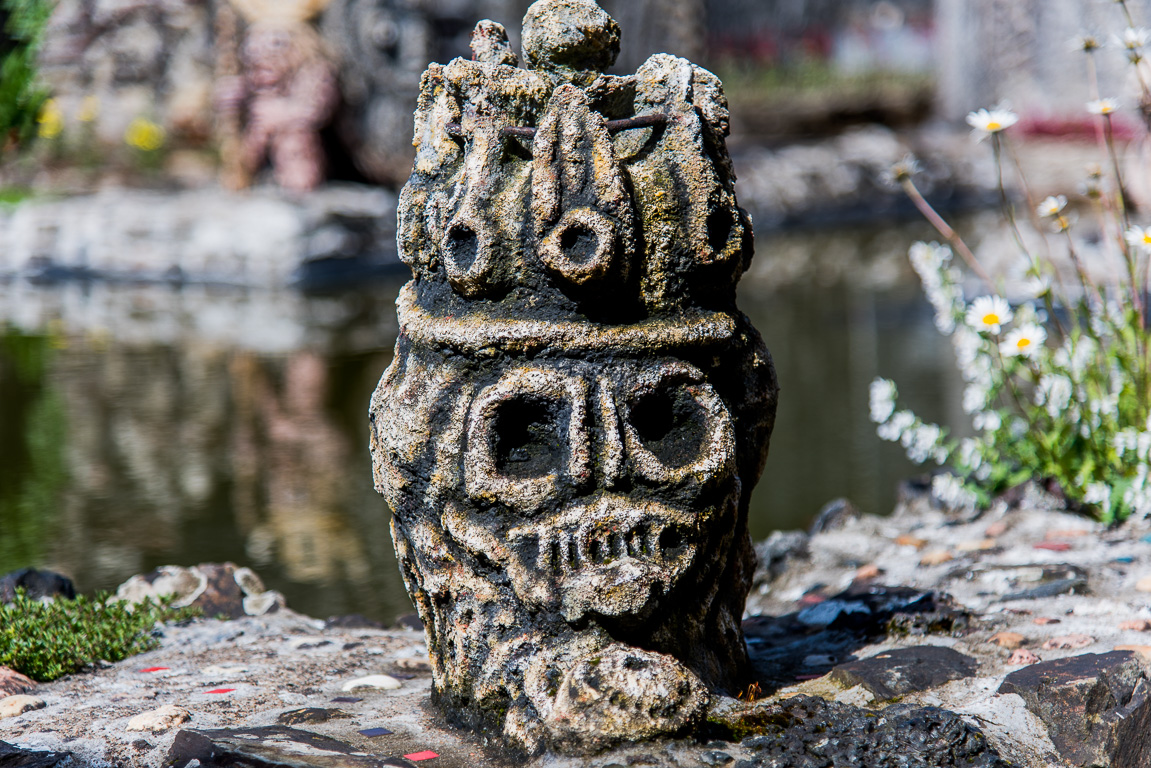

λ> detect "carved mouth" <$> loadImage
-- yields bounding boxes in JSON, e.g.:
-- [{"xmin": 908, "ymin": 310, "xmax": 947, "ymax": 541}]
[
  {"xmin": 506, "ymin": 496, "xmax": 699, "ymax": 619},
  {"xmin": 508, "ymin": 510, "xmax": 692, "ymax": 573}
]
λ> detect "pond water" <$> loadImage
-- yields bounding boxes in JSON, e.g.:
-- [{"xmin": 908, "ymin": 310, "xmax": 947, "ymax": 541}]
[{"xmin": 0, "ymin": 219, "xmax": 963, "ymax": 624}]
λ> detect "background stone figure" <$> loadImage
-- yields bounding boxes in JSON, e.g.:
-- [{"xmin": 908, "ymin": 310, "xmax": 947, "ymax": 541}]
[
  {"xmin": 215, "ymin": 0, "xmax": 338, "ymax": 191},
  {"xmin": 370, "ymin": 0, "xmax": 777, "ymax": 754}
]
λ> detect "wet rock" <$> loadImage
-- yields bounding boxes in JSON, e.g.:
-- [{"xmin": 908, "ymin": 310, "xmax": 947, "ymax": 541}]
[
  {"xmin": 167, "ymin": 726, "xmax": 410, "ymax": 768},
  {"xmin": 0, "ymin": 741, "xmax": 70, "ymax": 767},
  {"xmin": 0, "ymin": 696, "xmax": 46, "ymax": 720},
  {"xmin": 795, "ymin": 584, "xmax": 943, "ymax": 632},
  {"xmin": 0, "ymin": 668, "xmax": 35, "ymax": 697},
  {"xmin": 725, "ymin": 696, "xmax": 1006, "ymax": 767},
  {"xmin": 126, "ymin": 705, "xmax": 191, "ymax": 733},
  {"xmin": 0, "ymin": 569, "xmax": 75, "ymax": 603},
  {"xmin": 276, "ymin": 708, "xmax": 351, "ymax": 726},
  {"xmin": 116, "ymin": 563, "xmax": 282, "ymax": 620},
  {"xmin": 1000, "ymin": 576, "xmax": 1088, "ymax": 601},
  {"xmin": 998, "ymin": 650, "xmax": 1151, "ymax": 767},
  {"xmin": 829, "ymin": 646, "xmax": 979, "ymax": 701}
]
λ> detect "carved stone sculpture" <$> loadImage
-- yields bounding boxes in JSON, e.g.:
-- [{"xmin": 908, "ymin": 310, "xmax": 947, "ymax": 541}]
[
  {"xmin": 369, "ymin": 0, "xmax": 778, "ymax": 754},
  {"xmin": 216, "ymin": 0, "xmax": 339, "ymax": 192}
]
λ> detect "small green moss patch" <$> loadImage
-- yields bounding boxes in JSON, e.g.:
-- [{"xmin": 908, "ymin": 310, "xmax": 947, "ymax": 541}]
[{"xmin": 0, "ymin": 589, "xmax": 200, "ymax": 682}]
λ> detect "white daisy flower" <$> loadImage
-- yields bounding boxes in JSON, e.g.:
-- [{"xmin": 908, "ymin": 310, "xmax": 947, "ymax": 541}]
[
  {"xmin": 1117, "ymin": 26, "xmax": 1151, "ymax": 50},
  {"xmin": 1036, "ymin": 195, "xmax": 1067, "ymax": 218},
  {"xmin": 966, "ymin": 295, "xmax": 1013, "ymax": 334},
  {"xmin": 1125, "ymin": 225, "xmax": 1151, "ymax": 252},
  {"xmin": 1072, "ymin": 33, "xmax": 1103, "ymax": 53},
  {"xmin": 965, "ymin": 107, "xmax": 1019, "ymax": 140},
  {"xmin": 1000, "ymin": 323, "xmax": 1047, "ymax": 358},
  {"xmin": 1087, "ymin": 98, "xmax": 1121, "ymax": 115}
]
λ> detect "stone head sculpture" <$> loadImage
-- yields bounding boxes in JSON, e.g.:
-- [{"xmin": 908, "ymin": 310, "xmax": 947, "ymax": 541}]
[{"xmin": 370, "ymin": 0, "xmax": 778, "ymax": 754}]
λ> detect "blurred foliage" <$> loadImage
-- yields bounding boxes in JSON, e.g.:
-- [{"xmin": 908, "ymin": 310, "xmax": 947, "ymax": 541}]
[
  {"xmin": 0, "ymin": 330, "xmax": 66, "ymax": 574},
  {"xmin": 0, "ymin": 0, "xmax": 53, "ymax": 154},
  {"xmin": 0, "ymin": 589, "xmax": 200, "ymax": 681}
]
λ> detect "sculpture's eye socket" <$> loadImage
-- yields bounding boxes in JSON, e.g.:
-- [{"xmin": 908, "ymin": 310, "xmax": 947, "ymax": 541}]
[
  {"xmin": 628, "ymin": 386, "xmax": 708, "ymax": 470},
  {"xmin": 493, "ymin": 397, "xmax": 565, "ymax": 478}
]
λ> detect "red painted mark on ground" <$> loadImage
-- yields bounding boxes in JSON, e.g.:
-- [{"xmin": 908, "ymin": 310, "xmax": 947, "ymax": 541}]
[
  {"xmin": 798, "ymin": 594, "xmax": 826, "ymax": 606},
  {"xmin": 404, "ymin": 751, "xmax": 438, "ymax": 761},
  {"xmin": 1034, "ymin": 541, "xmax": 1072, "ymax": 551},
  {"xmin": 139, "ymin": 667, "xmax": 170, "ymax": 673},
  {"xmin": 205, "ymin": 688, "xmax": 236, "ymax": 694}
]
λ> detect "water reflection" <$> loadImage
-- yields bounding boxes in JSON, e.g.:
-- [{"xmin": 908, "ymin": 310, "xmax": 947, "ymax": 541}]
[{"xmin": 0, "ymin": 225, "xmax": 961, "ymax": 622}]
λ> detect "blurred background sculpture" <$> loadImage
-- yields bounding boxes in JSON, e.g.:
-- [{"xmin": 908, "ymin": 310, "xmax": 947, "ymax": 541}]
[
  {"xmin": 370, "ymin": 0, "xmax": 777, "ymax": 754},
  {"xmin": 215, "ymin": 0, "xmax": 338, "ymax": 192}
]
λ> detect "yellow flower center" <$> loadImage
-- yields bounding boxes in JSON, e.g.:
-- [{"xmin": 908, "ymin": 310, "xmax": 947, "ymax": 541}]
[
  {"xmin": 1017, "ymin": 338, "xmax": 1032, "ymax": 349},
  {"xmin": 986, "ymin": 121, "xmax": 1002, "ymax": 131},
  {"xmin": 1142, "ymin": 233, "xmax": 1151, "ymax": 245},
  {"xmin": 982, "ymin": 313, "xmax": 1000, "ymax": 326}
]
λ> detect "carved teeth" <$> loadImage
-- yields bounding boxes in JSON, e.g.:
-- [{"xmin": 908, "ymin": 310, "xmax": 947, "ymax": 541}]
[{"xmin": 513, "ymin": 520, "xmax": 676, "ymax": 573}]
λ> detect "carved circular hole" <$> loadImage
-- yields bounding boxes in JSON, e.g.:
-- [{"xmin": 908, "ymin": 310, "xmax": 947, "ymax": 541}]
[
  {"xmin": 706, "ymin": 207, "xmax": 733, "ymax": 256},
  {"xmin": 629, "ymin": 386, "xmax": 707, "ymax": 469},
  {"xmin": 493, "ymin": 397, "xmax": 565, "ymax": 479},
  {"xmin": 559, "ymin": 222, "xmax": 600, "ymax": 266},
  {"xmin": 445, "ymin": 223, "xmax": 480, "ymax": 273}
]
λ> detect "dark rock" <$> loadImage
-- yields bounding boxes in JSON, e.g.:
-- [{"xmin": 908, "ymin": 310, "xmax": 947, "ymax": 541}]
[
  {"xmin": 0, "ymin": 569, "xmax": 76, "ymax": 603},
  {"xmin": 795, "ymin": 584, "xmax": 939, "ymax": 630},
  {"xmin": 392, "ymin": 614, "xmax": 423, "ymax": 632},
  {"xmin": 277, "ymin": 708, "xmax": 351, "ymax": 726},
  {"xmin": 699, "ymin": 750, "xmax": 734, "ymax": 765},
  {"xmin": 131, "ymin": 739, "xmax": 152, "ymax": 751},
  {"xmin": 886, "ymin": 610, "xmax": 972, "ymax": 637},
  {"xmin": 722, "ymin": 695, "xmax": 1006, "ymax": 767},
  {"xmin": 808, "ymin": 497, "xmax": 860, "ymax": 535},
  {"xmin": 167, "ymin": 726, "xmax": 411, "ymax": 767},
  {"xmin": 829, "ymin": 646, "xmax": 979, "ymax": 701},
  {"xmin": 998, "ymin": 651, "xmax": 1151, "ymax": 768},
  {"xmin": 0, "ymin": 742, "xmax": 70, "ymax": 768}
]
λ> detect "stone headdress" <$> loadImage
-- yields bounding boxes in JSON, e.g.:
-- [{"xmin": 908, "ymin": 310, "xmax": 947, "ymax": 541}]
[
  {"xmin": 227, "ymin": 0, "xmax": 333, "ymax": 26},
  {"xmin": 370, "ymin": 0, "xmax": 778, "ymax": 755}
]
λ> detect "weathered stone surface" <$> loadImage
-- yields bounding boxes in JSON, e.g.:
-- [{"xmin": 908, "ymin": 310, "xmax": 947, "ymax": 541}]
[
  {"xmin": 998, "ymin": 650, "xmax": 1151, "ymax": 768},
  {"xmin": 369, "ymin": 0, "xmax": 775, "ymax": 755},
  {"xmin": 116, "ymin": 562, "xmax": 284, "ymax": 619},
  {"xmin": 0, "ymin": 741, "xmax": 70, "ymax": 768},
  {"xmin": 829, "ymin": 646, "xmax": 979, "ymax": 701},
  {"xmin": 0, "ymin": 569, "xmax": 76, "ymax": 603},
  {"xmin": 167, "ymin": 726, "xmax": 410, "ymax": 767},
  {"xmin": 718, "ymin": 696, "xmax": 1007, "ymax": 768}
]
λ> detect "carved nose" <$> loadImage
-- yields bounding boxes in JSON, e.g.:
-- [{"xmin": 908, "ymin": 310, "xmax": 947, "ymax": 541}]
[
  {"xmin": 540, "ymin": 208, "xmax": 619, "ymax": 286},
  {"xmin": 443, "ymin": 214, "xmax": 497, "ymax": 297}
]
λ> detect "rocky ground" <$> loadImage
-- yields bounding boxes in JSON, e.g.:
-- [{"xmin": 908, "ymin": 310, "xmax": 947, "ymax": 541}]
[{"xmin": 3, "ymin": 485, "xmax": 1151, "ymax": 767}]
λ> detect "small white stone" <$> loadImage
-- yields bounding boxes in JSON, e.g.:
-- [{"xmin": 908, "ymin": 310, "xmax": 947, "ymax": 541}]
[
  {"xmin": 0, "ymin": 695, "xmax": 46, "ymax": 719},
  {"xmin": 340, "ymin": 675, "xmax": 403, "ymax": 692},
  {"xmin": 126, "ymin": 704, "xmax": 191, "ymax": 733}
]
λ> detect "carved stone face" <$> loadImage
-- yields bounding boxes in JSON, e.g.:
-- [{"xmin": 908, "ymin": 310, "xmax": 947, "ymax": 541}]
[
  {"xmin": 243, "ymin": 26, "xmax": 298, "ymax": 88},
  {"xmin": 370, "ymin": 0, "xmax": 778, "ymax": 755}
]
